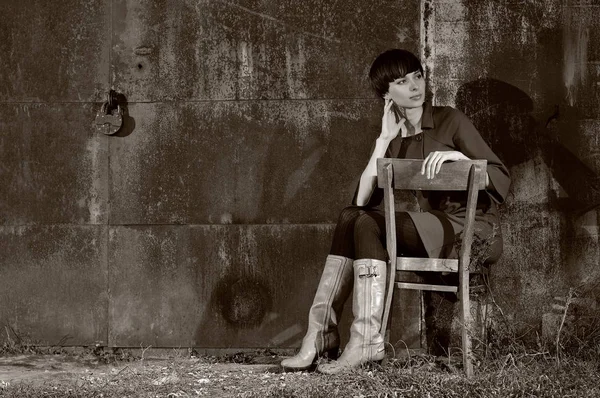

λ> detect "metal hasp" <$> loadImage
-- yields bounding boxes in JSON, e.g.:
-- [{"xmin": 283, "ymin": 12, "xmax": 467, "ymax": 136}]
[{"xmin": 95, "ymin": 90, "xmax": 123, "ymax": 135}]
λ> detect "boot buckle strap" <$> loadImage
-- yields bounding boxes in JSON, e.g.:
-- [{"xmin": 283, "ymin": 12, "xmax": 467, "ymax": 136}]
[{"xmin": 358, "ymin": 264, "xmax": 379, "ymax": 278}]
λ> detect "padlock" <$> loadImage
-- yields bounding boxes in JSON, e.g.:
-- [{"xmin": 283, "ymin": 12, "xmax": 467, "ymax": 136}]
[{"xmin": 95, "ymin": 102, "xmax": 123, "ymax": 135}]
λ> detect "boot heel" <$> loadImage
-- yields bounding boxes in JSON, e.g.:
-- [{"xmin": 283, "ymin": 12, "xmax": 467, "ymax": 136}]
[{"xmin": 324, "ymin": 347, "xmax": 339, "ymax": 360}]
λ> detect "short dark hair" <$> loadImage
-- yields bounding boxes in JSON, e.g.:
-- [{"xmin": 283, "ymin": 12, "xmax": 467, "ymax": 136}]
[{"xmin": 368, "ymin": 49, "xmax": 424, "ymax": 98}]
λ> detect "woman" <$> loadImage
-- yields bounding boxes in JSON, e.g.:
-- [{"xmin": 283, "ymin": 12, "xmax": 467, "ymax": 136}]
[{"xmin": 281, "ymin": 49, "xmax": 510, "ymax": 374}]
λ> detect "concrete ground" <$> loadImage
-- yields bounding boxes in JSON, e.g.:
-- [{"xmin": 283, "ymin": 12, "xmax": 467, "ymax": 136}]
[{"xmin": 0, "ymin": 353, "xmax": 281, "ymax": 390}]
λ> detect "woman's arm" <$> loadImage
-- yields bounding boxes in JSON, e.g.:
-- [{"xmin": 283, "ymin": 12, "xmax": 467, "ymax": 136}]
[
  {"xmin": 355, "ymin": 99, "xmax": 407, "ymax": 206},
  {"xmin": 355, "ymin": 138, "xmax": 393, "ymax": 206},
  {"xmin": 420, "ymin": 150, "xmax": 492, "ymax": 186},
  {"xmin": 420, "ymin": 109, "xmax": 509, "ymax": 202}
]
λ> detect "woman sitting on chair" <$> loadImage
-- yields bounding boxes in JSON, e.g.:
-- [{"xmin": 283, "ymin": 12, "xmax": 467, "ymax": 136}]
[{"xmin": 281, "ymin": 49, "xmax": 510, "ymax": 374}]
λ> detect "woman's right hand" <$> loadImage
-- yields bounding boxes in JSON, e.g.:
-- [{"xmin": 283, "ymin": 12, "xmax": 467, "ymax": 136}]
[{"xmin": 380, "ymin": 98, "xmax": 407, "ymax": 142}]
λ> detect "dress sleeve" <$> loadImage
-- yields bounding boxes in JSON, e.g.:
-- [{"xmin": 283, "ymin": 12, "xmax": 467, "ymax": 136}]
[{"xmin": 451, "ymin": 109, "xmax": 511, "ymax": 204}]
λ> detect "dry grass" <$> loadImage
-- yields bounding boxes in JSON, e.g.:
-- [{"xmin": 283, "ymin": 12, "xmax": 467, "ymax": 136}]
[
  {"xmin": 3, "ymin": 283, "xmax": 599, "ymax": 397},
  {"xmin": 0, "ymin": 352, "xmax": 599, "ymax": 398},
  {"xmin": 2, "ymin": 231, "xmax": 600, "ymax": 397},
  {"xmin": 2, "ymin": 288, "xmax": 600, "ymax": 397}
]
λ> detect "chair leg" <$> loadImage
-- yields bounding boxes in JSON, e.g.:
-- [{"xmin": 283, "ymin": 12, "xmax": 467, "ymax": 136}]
[{"xmin": 460, "ymin": 269, "xmax": 473, "ymax": 378}]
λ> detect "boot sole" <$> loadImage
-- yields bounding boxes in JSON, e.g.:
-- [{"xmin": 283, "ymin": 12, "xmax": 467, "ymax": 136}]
[
  {"xmin": 281, "ymin": 363, "xmax": 317, "ymax": 372},
  {"xmin": 281, "ymin": 347, "xmax": 339, "ymax": 372},
  {"xmin": 317, "ymin": 359, "xmax": 384, "ymax": 375}
]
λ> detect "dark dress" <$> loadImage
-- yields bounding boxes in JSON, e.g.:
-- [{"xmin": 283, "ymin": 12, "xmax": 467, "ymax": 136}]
[{"xmin": 353, "ymin": 102, "xmax": 511, "ymax": 261}]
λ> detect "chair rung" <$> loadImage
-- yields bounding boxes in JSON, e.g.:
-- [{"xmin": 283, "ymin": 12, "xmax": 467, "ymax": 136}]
[
  {"xmin": 396, "ymin": 282, "xmax": 458, "ymax": 293},
  {"xmin": 396, "ymin": 257, "xmax": 458, "ymax": 273}
]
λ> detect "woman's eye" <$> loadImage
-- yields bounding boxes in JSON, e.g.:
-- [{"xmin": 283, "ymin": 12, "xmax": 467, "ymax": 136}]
[{"xmin": 416, "ymin": 74, "xmax": 423, "ymax": 79}]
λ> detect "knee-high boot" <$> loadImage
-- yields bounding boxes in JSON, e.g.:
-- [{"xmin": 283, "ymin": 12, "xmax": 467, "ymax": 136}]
[
  {"xmin": 281, "ymin": 255, "xmax": 353, "ymax": 371},
  {"xmin": 317, "ymin": 258, "xmax": 387, "ymax": 374}
]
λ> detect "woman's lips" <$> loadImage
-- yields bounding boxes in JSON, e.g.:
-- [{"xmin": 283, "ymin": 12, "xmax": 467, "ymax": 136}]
[{"xmin": 410, "ymin": 94, "xmax": 423, "ymax": 100}]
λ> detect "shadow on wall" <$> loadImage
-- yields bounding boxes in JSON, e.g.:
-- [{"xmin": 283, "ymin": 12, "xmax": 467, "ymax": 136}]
[
  {"xmin": 456, "ymin": 78, "xmax": 600, "ymax": 214},
  {"xmin": 113, "ymin": 92, "xmax": 135, "ymax": 138},
  {"xmin": 456, "ymin": 78, "xmax": 537, "ymax": 169},
  {"xmin": 423, "ymin": 78, "xmax": 600, "ymax": 353},
  {"xmin": 544, "ymin": 105, "xmax": 600, "ymax": 215},
  {"xmin": 457, "ymin": 79, "xmax": 600, "ymax": 290}
]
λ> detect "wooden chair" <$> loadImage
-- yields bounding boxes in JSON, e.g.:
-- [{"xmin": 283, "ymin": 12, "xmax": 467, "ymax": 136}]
[{"xmin": 377, "ymin": 158, "xmax": 488, "ymax": 378}]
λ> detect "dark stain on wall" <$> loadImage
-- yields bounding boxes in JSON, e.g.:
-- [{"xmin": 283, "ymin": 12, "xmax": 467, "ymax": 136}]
[
  {"xmin": 214, "ymin": 274, "xmax": 272, "ymax": 328},
  {"xmin": 422, "ymin": 0, "xmax": 433, "ymax": 59}
]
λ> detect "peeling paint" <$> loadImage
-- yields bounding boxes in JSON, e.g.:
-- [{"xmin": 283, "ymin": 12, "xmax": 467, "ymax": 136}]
[
  {"xmin": 285, "ymin": 36, "xmax": 308, "ymax": 99},
  {"xmin": 85, "ymin": 137, "xmax": 104, "ymax": 224},
  {"xmin": 238, "ymin": 41, "xmax": 255, "ymax": 98},
  {"xmin": 563, "ymin": 4, "xmax": 589, "ymax": 106}
]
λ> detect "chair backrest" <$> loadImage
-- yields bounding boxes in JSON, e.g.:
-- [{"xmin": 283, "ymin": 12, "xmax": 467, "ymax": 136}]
[{"xmin": 376, "ymin": 159, "xmax": 487, "ymax": 191}]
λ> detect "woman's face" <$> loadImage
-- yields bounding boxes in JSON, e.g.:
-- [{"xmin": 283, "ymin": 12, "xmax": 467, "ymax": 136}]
[{"xmin": 384, "ymin": 70, "xmax": 425, "ymax": 109}]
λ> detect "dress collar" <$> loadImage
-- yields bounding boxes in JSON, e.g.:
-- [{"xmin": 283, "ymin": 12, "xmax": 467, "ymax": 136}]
[{"xmin": 421, "ymin": 101, "xmax": 434, "ymax": 130}]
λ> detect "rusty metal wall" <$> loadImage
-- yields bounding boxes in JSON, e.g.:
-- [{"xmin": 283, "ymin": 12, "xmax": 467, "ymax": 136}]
[
  {"xmin": 424, "ymin": 0, "xmax": 600, "ymax": 337},
  {"xmin": 0, "ymin": 0, "xmax": 111, "ymax": 346},
  {"xmin": 0, "ymin": 0, "xmax": 421, "ymax": 348},
  {"xmin": 4, "ymin": 0, "xmax": 595, "ymax": 350}
]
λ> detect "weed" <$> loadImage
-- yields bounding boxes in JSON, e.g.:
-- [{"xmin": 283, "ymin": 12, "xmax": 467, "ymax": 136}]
[{"xmin": 0, "ymin": 325, "xmax": 55, "ymax": 356}]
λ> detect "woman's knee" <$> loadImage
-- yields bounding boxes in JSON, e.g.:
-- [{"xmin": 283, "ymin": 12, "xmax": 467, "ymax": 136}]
[
  {"xmin": 353, "ymin": 213, "xmax": 382, "ymax": 241},
  {"xmin": 336, "ymin": 206, "xmax": 363, "ymax": 228},
  {"xmin": 353, "ymin": 212, "xmax": 387, "ymax": 260}
]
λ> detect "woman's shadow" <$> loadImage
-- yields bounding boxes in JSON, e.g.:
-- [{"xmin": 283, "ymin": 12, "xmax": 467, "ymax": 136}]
[
  {"xmin": 425, "ymin": 78, "xmax": 600, "ymax": 355},
  {"xmin": 456, "ymin": 78, "xmax": 600, "ymax": 211}
]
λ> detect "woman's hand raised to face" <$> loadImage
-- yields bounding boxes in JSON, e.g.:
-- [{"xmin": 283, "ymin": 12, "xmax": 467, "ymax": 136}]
[
  {"xmin": 421, "ymin": 151, "xmax": 470, "ymax": 179},
  {"xmin": 380, "ymin": 98, "xmax": 407, "ymax": 142}
]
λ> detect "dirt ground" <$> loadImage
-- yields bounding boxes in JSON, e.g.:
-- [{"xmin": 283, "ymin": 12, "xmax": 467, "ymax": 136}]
[
  {"xmin": 1, "ymin": 352, "xmax": 600, "ymax": 397},
  {"xmin": 0, "ymin": 354, "xmax": 276, "ymax": 384},
  {"xmin": 0, "ymin": 353, "xmax": 283, "ymax": 397}
]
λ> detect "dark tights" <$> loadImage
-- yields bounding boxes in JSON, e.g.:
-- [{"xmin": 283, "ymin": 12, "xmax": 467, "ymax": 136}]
[{"xmin": 329, "ymin": 206, "xmax": 427, "ymax": 261}]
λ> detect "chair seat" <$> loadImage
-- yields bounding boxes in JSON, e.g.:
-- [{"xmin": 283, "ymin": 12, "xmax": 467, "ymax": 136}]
[{"xmin": 396, "ymin": 257, "xmax": 458, "ymax": 273}]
